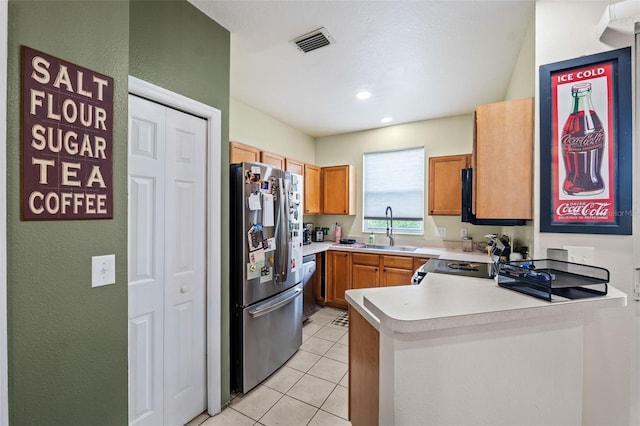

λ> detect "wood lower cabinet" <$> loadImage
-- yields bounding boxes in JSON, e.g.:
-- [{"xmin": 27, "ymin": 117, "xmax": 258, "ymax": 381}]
[
  {"xmin": 312, "ymin": 252, "xmax": 325, "ymax": 305},
  {"xmin": 349, "ymin": 306, "xmax": 379, "ymax": 426},
  {"xmin": 321, "ymin": 165, "xmax": 356, "ymax": 215},
  {"xmin": 326, "ymin": 251, "xmax": 351, "ymax": 309},
  {"xmin": 381, "ymin": 255, "xmax": 415, "ymax": 286},
  {"xmin": 304, "ymin": 164, "xmax": 321, "ymax": 215},
  {"xmin": 351, "ymin": 253, "xmax": 380, "ymax": 290},
  {"xmin": 229, "ymin": 141, "xmax": 260, "ymax": 163},
  {"xmin": 428, "ymin": 154, "xmax": 471, "ymax": 215},
  {"xmin": 326, "ymin": 251, "xmax": 428, "ymax": 308}
]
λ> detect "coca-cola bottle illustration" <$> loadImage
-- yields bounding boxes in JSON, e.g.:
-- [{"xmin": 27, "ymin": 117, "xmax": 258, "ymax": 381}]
[{"xmin": 561, "ymin": 82, "xmax": 605, "ymax": 196}]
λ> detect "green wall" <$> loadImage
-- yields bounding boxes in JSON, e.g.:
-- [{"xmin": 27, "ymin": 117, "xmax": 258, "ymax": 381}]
[
  {"xmin": 7, "ymin": 1, "xmax": 129, "ymax": 424},
  {"xmin": 7, "ymin": 0, "xmax": 231, "ymax": 423},
  {"xmin": 129, "ymin": 0, "xmax": 231, "ymax": 404}
]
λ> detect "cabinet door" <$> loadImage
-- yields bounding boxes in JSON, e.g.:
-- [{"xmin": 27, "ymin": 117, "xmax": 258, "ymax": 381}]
[
  {"xmin": 349, "ymin": 306, "xmax": 379, "ymax": 426},
  {"xmin": 321, "ymin": 165, "xmax": 357, "ymax": 215},
  {"xmin": 381, "ymin": 255, "xmax": 414, "ymax": 287},
  {"xmin": 285, "ymin": 158, "xmax": 305, "ymax": 176},
  {"xmin": 229, "ymin": 141, "xmax": 260, "ymax": 163},
  {"xmin": 326, "ymin": 251, "xmax": 350, "ymax": 309},
  {"xmin": 475, "ymin": 97, "xmax": 533, "ymax": 219},
  {"xmin": 304, "ymin": 164, "xmax": 321, "ymax": 215},
  {"xmin": 352, "ymin": 264, "xmax": 379, "ymax": 290},
  {"xmin": 428, "ymin": 154, "xmax": 470, "ymax": 215},
  {"xmin": 381, "ymin": 268, "xmax": 414, "ymax": 286},
  {"xmin": 260, "ymin": 150, "xmax": 285, "ymax": 169},
  {"xmin": 352, "ymin": 253, "xmax": 380, "ymax": 290}
]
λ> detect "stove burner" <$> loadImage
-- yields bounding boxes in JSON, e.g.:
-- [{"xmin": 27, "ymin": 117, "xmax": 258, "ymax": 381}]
[{"xmin": 446, "ymin": 262, "xmax": 481, "ymax": 271}]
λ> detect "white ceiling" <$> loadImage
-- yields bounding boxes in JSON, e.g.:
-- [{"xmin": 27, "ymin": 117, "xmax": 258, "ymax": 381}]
[{"xmin": 189, "ymin": 0, "xmax": 535, "ymax": 137}]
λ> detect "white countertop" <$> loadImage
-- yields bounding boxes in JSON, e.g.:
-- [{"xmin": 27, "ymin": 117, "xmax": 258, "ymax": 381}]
[
  {"xmin": 302, "ymin": 240, "xmax": 490, "ymax": 262},
  {"xmin": 345, "ymin": 273, "xmax": 627, "ymax": 334}
]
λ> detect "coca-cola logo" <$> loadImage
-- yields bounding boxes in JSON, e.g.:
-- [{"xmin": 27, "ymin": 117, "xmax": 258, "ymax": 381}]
[
  {"xmin": 556, "ymin": 202, "xmax": 611, "ymax": 217},
  {"xmin": 561, "ymin": 129, "xmax": 604, "ymax": 151}
]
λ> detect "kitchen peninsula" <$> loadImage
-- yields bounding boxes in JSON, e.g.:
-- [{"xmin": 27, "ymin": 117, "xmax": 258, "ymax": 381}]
[{"xmin": 345, "ymin": 273, "xmax": 627, "ymax": 426}]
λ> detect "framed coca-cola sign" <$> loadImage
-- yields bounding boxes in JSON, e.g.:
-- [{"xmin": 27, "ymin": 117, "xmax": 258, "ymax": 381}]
[{"xmin": 539, "ymin": 47, "xmax": 631, "ymax": 235}]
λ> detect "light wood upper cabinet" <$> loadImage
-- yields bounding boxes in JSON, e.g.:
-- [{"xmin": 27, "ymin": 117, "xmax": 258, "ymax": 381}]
[
  {"xmin": 285, "ymin": 158, "xmax": 305, "ymax": 176},
  {"xmin": 304, "ymin": 164, "xmax": 321, "ymax": 215},
  {"xmin": 260, "ymin": 150, "xmax": 285, "ymax": 169},
  {"xmin": 321, "ymin": 165, "xmax": 357, "ymax": 215},
  {"xmin": 428, "ymin": 154, "xmax": 471, "ymax": 216},
  {"xmin": 229, "ymin": 141, "xmax": 260, "ymax": 163},
  {"xmin": 474, "ymin": 97, "xmax": 533, "ymax": 220}
]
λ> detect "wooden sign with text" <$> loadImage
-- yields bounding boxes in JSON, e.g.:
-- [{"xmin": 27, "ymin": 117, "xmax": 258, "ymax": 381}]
[{"xmin": 21, "ymin": 46, "xmax": 113, "ymax": 220}]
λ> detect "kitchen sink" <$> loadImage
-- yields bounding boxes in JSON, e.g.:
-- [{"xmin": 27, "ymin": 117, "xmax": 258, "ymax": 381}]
[{"xmin": 363, "ymin": 244, "xmax": 419, "ymax": 252}]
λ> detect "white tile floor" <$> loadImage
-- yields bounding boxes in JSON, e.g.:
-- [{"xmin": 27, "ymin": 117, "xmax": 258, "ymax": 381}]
[{"xmin": 186, "ymin": 306, "xmax": 351, "ymax": 426}]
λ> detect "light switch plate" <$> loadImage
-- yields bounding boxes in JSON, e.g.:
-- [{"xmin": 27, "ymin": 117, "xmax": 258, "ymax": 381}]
[
  {"xmin": 435, "ymin": 226, "xmax": 446, "ymax": 237},
  {"xmin": 92, "ymin": 254, "xmax": 116, "ymax": 287}
]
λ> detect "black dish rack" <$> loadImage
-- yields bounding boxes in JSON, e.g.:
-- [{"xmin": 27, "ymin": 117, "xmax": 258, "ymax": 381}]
[{"xmin": 497, "ymin": 259, "xmax": 609, "ymax": 302}]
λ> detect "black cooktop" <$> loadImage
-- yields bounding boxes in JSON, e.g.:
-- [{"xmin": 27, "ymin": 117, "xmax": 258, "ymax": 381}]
[{"xmin": 423, "ymin": 258, "xmax": 494, "ymax": 279}]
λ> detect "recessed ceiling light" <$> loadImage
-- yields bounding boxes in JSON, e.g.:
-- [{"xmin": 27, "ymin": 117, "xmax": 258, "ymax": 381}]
[
  {"xmin": 381, "ymin": 117, "xmax": 393, "ymax": 123},
  {"xmin": 356, "ymin": 91, "xmax": 371, "ymax": 100}
]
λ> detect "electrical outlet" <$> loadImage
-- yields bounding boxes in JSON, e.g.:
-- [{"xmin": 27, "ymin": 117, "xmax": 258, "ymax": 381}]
[
  {"xmin": 435, "ymin": 226, "xmax": 447, "ymax": 238},
  {"xmin": 562, "ymin": 246, "xmax": 594, "ymax": 265},
  {"xmin": 92, "ymin": 254, "xmax": 116, "ymax": 287},
  {"xmin": 460, "ymin": 228, "xmax": 468, "ymax": 238}
]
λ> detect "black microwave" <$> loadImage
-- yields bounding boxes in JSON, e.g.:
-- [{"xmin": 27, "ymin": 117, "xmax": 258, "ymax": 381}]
[{"xmin": 461, "ymin": 167, "xmax": 526, "ymax": 226}]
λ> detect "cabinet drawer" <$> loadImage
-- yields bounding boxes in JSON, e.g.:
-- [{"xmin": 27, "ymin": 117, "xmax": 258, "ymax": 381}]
[
  {"xmin": 352, "ymin": 253, "xmax": 379, "ymax": 266},
  {"xmin": 413, "ymin": 257, "xmax": 430, "ymax": 270},
  {"xmin": 382, "ymin": 255, "xmax": 413, "ymax": 269}
]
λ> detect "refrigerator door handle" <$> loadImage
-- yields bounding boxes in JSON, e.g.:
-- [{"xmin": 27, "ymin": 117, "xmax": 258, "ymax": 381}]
[
  {"xmin": 276, "ymin": 177, "xmax": 289, "ymax": 283},
  {"xmin": 248, "ymin": 287, "xmax": 301, "ymax": 318}
]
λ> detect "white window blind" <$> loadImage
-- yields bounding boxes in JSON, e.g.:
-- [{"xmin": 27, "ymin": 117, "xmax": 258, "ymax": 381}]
[{"xmin": 363, "ymin": 147, "xmax": 424, "ymax": 221}]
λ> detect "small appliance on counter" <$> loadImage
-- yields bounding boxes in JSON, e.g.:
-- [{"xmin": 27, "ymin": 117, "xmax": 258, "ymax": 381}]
[
  {"xmin": 303, "ymin": 223, "xmax": 313, "ymax": 245},
  {"xmin": 314, "ymin": 227, "xmax": 324, "ymax": 242},
  {"xmin": 486, "ymin": 233, "xmax": 511, "ymax": 276}
]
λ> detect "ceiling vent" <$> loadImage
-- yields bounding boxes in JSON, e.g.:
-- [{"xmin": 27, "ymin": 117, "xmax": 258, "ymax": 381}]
[{"xmin": 290, "ymin": 27, "xmax": 335, "ymax": 53}]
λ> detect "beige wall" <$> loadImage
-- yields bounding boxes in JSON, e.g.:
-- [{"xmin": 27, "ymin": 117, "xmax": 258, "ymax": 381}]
[
  {"xmin": 505, "ymin": 15, "xmax": 536, "ymax": 101},
  {"xmin": 535, "ymin": 1, "xmax": 637, "ymax": 424},
  {"xmin": 229, "ymin": 98, "xmax": 316, "ymax": 164},
  {"xmin": 314, "ymin": 114, "xmax": 503, "ymax": 246}
]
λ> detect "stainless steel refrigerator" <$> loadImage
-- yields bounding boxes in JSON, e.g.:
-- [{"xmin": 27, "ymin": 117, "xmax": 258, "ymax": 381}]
[{"xmin": 230, "ymin": 162, "xmax": 304, "ymax": 393}]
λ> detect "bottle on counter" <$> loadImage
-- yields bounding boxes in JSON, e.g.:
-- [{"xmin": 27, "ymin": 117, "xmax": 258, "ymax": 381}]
[
  {"xmin": 334, "ymin": 223, "xmax": 342, "ymax": 242},
  {"xmin": 369, "ymin": 232, "xmax": 375, "ymax": 244}
]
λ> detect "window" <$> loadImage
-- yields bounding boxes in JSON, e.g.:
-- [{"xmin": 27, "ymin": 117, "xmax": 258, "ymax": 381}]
[{"xmin": 363, "ymin": 147, "xmax": 424, "ymax": 234}]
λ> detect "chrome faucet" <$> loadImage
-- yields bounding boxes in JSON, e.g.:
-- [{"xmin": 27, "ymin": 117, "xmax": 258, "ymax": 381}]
[{"xmin": 385, "ymin": 206, "xmax": 394, "ymax": 246}]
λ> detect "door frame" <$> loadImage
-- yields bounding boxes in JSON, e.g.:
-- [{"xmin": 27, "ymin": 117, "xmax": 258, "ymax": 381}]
[
  {"xmin": 128, "ymin": 76, "xmax": 222, "ymax": 416},
  {"xmin": 0, "ymin": 0, "xmax": 9, "ymax": 424}
]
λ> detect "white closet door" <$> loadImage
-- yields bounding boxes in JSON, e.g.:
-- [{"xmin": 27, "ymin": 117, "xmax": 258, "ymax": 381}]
[
  {"xmin": 128, "ymin": 95, "xmax": 207, "ymax": 426},
  {"xmin": 163, "ymin": 107, "xmax": 207, "ymax": 426}
]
